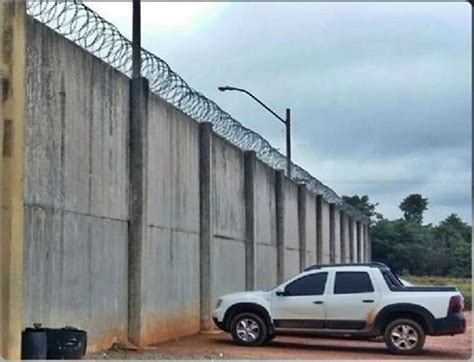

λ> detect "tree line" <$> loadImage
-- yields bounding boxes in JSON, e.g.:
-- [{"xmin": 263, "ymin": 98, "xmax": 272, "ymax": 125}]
[{"xmin": 343, "ymin": 194, "xmax": 472, "ymax": 278}]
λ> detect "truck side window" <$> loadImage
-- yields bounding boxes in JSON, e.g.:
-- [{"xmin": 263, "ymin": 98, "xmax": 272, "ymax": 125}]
[
  {"xmin": 334, "ymin": 272, "xmax": 374, "ymax": 294},
  {"xmin": 285, "ymin": 272, "xmax": 328, "ymax": 296}
]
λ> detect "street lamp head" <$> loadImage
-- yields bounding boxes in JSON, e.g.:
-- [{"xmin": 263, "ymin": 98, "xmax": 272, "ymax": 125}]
[{"xmin": 218, "ymin": 86, "xmax": 232, "ymax": 92}]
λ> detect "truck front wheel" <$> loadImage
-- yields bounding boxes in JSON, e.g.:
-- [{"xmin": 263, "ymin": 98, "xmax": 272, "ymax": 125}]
[
  {"xmin": 230, "ymin": 312, "xmax": 268, "ymax": 346},
  {"xmin": 384, "ymin": 318, "xmax": 425, "ymax": 355}
]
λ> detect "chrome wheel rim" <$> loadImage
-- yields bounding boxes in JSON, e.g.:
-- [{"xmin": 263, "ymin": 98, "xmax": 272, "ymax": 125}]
[
  {"xmin": 391, "ymin": 324, "xmax": 418, "ymax": 350},
  {"xmin": 236, "ymin": 318, "xmax": 260, "ymax": 342}
]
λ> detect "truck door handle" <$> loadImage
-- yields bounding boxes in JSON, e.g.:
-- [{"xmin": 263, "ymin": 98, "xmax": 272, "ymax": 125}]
[
  {"xmin": 363, "ymin": 299, "xmax": 374, "ymax": 303},
  {"xmin": 313, "ymin": 301, "xmax": 324, "ymax": 305}
]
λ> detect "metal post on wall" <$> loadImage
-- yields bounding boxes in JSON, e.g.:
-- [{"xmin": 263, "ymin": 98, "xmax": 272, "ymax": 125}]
[
  {"xmin": 285, "ymin": 108, "xmax": 291, "ymax": 179},
  {"xmin": 129, "ymin": 0, "xmax": 148, "ymax": 345},
  {"xmin": 132, "ymin": 0, "xmax": 141, "ymax": 79}
]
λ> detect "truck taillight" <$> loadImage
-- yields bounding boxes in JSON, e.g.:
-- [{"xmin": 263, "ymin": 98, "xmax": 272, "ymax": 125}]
[{"xmin": 448, "ymin": 296, "xmax": 462, "ymax": 314}]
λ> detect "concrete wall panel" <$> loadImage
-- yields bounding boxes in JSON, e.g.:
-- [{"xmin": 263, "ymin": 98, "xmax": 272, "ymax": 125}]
[
  {"xmin": 343, "ymin": 215, "xmax": 351, "ymax": 263},
  {"xmin": 281, "ymin": 178, "xmax": 299, "ymax": 276},
  {"xmin": 255, "ymin": 160, "xmax": 277, "ymax": 245},
  {"xmin": 352, "ymin": 219, "xmax": 358, "ymax": 262},
  {"xmin": 334, "ymin": 208, "xmax": 341, "ymax": 263},
  {"xmin": 141, "ymin": 228, "xmax": 200, "ymax": 345},
  {"xmin": 144, "ymin": 92, "xmax": 201, "ymax": 344},
  {"xmin": 283, "ymin": 179, "xmax": 299, "ymax": 249},
  {"xmin": 305, "ymin": 192, "xmax": 317, "ymax": 267},
  {"xmin": 256, "ymin": 244, "xmax": 277, "ymax": 290},
  {"xmin": 360, "ymin": 224, "xmax": 366, "ymax": 262},
  {"xmin": 23, "ymin": 207, "xmax": 128, "ymax": 349},
  {"xmin": 212, "ymin": 136, "xmax": 246, "ymax": 242},
  {"xmin": 212, "ymin": 238, "xmax": 246, "ymax": 301},
  {"xmin": 147, "ymin": 95, "xmax": 200, "ymax": 233},
  {"xmin": 321, "ymin": 200, "xmax": 331, "ymax": 262},
  {"xmin": 25, "ymin": 18, "xmax": 129, "ymax": 220}
]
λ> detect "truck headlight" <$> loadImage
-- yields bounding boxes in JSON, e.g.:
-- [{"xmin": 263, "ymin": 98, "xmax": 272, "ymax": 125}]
[{"xmin": 216, "ymin": 299, "xmax": 223, "ymax": 309}]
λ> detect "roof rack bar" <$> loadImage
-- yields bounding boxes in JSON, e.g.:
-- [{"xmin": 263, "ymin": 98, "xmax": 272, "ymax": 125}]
[{"xmin": 304, "ymin": 262, "xmax": 388, "ymax": 271}]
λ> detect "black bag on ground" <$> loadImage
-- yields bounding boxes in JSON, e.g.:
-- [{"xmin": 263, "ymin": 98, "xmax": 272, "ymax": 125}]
[{"xmin": 45, "ymin": 326, "xmax": 87, "ymax": 359}]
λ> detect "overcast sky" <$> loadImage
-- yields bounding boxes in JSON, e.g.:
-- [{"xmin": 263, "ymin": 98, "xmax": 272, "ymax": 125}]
[{"xmin": 86, "ymin": 1, "xmax": 471, "ymax": 225}]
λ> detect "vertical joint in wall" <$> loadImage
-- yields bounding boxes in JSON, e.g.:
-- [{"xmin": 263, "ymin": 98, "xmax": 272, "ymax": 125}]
[
  {"xmin": 128, "ymin": 76, "xmax": 149, "ymax": 346},
  {"xmin": 297, "ymin": 184, "xmax": 307, "ymax": 272},
  {"xmin": 356, "ymin": 221, "xmax": 361, "ymax": 263},
  {"xmin": 364, "ymin": 224, "xmax": 370, "ymax": 262},
  {"xmin": 244, "ymin": 151, "xmax": 257, "ymax": 290},
  {"xmin": 329, "ymin": 203, "xmax": 335, "ymax": 263},
  {"xmin": 275, "ymin": 170, "xmax": 285, "ymax": 283},
  {"xmin": 348, "ymin": 217, "xmax": 354, "ymax": 262},
  {"xmin": 367, "ymin": 224, "xmax": 370, "ymax": 262},
  {"xmin": 340, "ymin": 210, "xmax": 345, "ymax": 263},
  {"xmin": 315, "ymin": 195, "xmax": 323, "ymax": 264},
  {"xmin": 199, "ymin": 122, "xmax": 213, "ymax": 331}
]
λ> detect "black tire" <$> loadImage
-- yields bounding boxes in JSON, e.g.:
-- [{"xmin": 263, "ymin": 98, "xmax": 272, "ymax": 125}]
[
  {"xmin": 384, "ymin": 318, "xmax": 425, "ymax": 355},
  {"xmin": 230, "ymin": 312, "xmax": 268, "ymax": 346}
]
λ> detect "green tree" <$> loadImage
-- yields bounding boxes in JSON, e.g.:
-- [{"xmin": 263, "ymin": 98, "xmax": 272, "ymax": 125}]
[
  {"xmin": 439, "ymin": 214, "xmax": 471, "ymax": 244},
  {"xmin": 372, "ymin": 213, "xmax": 471, "ymax": 278},
  {"xmin": 371, "ymin": 219, "xmax": 435, "ymax": 275},
  {"xmin": 434, "ymin": 214, "xmax": 472, "ymax": 278},
  {"xmin": 342, "ymin": 195, "xmax": 382, "ymax": 224},
  {"xmin": 399, "ymin": 194, "xmax": 428, "ymax": 224}
]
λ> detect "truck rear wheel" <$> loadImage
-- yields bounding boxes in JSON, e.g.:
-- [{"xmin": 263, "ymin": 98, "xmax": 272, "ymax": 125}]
[
  {"xmin": 230, "ymin": 312, "xmax": 268, "ymax": 346},
  {"xmin": 384, "ymin": 318, "xmax": 425, "ymax": 355}
]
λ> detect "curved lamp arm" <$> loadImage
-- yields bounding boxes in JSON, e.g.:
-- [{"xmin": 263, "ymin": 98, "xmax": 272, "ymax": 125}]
[{"xmin": 218, "ymin": 86, "xmax": 286, "ymax": 124}]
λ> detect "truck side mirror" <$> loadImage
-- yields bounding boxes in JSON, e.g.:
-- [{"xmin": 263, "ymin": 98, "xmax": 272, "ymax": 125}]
[{"xmin": 275, "ymin": 287, "xmax": 288, "ymax": 296}]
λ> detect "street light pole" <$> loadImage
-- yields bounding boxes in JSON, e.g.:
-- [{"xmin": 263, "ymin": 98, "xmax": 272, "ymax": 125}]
[{"xmin": 218, "ymin": 86, "xmax": 292, "ymax": 178}]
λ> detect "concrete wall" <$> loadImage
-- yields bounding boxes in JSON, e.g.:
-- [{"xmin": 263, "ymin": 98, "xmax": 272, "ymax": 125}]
[
  {"xmin": 255, "ymin": 160, "xmax": 277, "ymax": 290},
  {"xmin": 143, "ymin": 94, "xmax": 201, "ymax": 344},
  {"xmin": 20, "ymin": 17, "xmax": 371, "ymax": 352},
  {"xmin": 334, "ymin": 207, "xmax": 341, "ymax": 263},
  {"xmin": 282, "ymin": 178, "xmax": 300, "ymax": 279},
  {"xmin": 352, "ymin": 218, "xmax": 359, "ymax": 262},
  {"xmin": 23, "ymin": 18, "xmax": 129, "ymax": 350},
  {"xmin": 342, "ymin": 214, "xmax": 351, "ymax": 263},
  {"xmin": 321, "ymin": 200, "xmax": 331, "ymax": 263},
  {"xmin": 305, "ymin": 192, "xmax": 317, "ymax": 267},
  {"xmin": 211, "ymin": 135, "xmax": 247, "ymax": 300}
]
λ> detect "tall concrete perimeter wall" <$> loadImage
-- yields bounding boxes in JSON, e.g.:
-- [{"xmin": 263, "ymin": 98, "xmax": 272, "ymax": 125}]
[
  {"xmin": 23, "ymin": 18, "xmax": 129, "ymax": 350},
  {"xmin": 21, "ymin": 18, "xmax": 371, "ymax": 351}
]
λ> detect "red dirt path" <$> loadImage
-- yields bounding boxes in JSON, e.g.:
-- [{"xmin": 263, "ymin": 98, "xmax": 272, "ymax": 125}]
[{"xmin": 88, "ymin": 312, "xmax": 472, "ymax": 360}]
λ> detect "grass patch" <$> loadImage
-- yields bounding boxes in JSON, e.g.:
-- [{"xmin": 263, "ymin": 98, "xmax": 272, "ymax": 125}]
[{"xmin": 402, "ymin": 275, "xmax": 472, "ymax": 310}]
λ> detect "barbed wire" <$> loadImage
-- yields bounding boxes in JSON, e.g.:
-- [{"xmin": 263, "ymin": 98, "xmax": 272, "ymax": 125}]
[{"xmin": 26, "ymin": 0, "xmax": 368, "ymax": 222}]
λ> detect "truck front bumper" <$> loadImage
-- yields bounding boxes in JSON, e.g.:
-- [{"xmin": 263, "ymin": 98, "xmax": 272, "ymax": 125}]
[
  {"xmin": 212, "ymin": 317, "xmax": 226, "ymax": 331},
  {"xmin": 432, "ymin": 313, "xmax": 466, "ymax": 336}
]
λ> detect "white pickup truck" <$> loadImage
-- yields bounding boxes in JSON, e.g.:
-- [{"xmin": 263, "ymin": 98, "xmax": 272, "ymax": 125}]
[{"xmin": 212, "ymin": 263, "xmax": 466, "ymax": 355}]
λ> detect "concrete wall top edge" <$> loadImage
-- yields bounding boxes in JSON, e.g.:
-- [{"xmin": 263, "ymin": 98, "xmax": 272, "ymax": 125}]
[{"xmin": 27, "ymin": 17, "xmax": 129, "ymax": 83}]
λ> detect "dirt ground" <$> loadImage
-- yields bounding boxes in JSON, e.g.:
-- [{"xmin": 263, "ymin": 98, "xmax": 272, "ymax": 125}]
[{"xmin": 88, "ymin": 312, "xmax": 472, "ymax": 360}]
